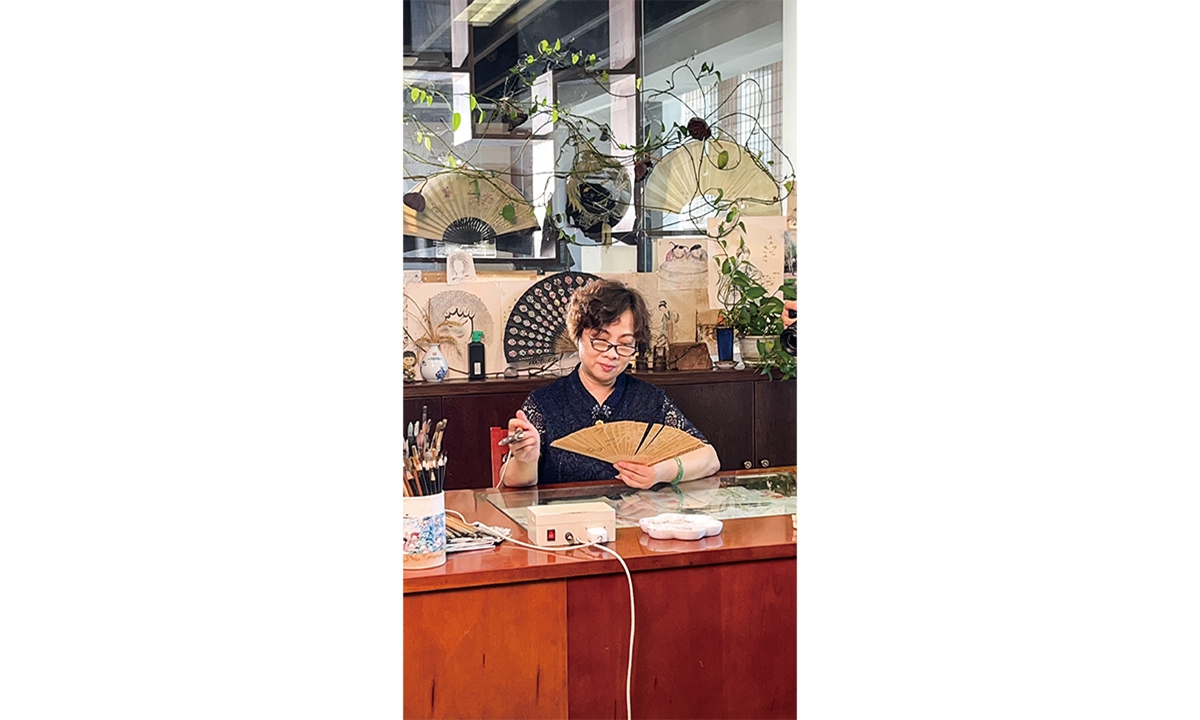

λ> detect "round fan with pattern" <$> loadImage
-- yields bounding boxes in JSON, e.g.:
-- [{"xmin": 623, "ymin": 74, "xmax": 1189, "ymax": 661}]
[{"xmin": 503, "ymin": 272, "xmax": 600, "ymax": 363}]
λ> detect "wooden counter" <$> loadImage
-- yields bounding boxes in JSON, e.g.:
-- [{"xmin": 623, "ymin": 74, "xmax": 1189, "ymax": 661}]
[
  {"xmin": 403, "ymin": 369, "xmax": 796, "ymax": 489},
  {"xmin": 403, "ymin": 468, "xmax": 797, "ymax": 719}
]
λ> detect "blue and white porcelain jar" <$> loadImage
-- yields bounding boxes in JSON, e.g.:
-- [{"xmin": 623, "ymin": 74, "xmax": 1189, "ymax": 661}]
[{"xmin": 419, "ymin": 343, "xmax": 449, "ymax": 382}]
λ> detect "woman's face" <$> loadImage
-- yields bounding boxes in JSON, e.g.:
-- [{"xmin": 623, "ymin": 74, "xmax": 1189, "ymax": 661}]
[{"xmin": 577, "ymin": 309, "xmax": 637, "ymax": 387}]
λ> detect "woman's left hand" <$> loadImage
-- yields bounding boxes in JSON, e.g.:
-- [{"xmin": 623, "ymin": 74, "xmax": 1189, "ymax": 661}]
[{"xmin": 614, "ymin": 460, "xmax": 668, "ymax": 489}]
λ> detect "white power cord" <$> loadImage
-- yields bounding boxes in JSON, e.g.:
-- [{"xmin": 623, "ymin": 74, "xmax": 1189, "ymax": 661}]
[{"xmin": 473, "ymin": 524, "xmax": 636, "ymax": 720}]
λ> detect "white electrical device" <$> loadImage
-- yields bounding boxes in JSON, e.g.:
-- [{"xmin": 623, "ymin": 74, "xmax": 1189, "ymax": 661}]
[{"xmin": 526, "ymin": 502, "xmax": 617, "ymax": 546}]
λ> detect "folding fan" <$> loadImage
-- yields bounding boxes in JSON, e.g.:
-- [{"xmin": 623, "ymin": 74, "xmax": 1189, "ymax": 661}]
[
  {"xmin": 403, "ymin": 173, "xmax": 539, "ymax": 244},
  {"xmin": 550, "ymin": 420, "xmax": 706, "ymax": 466},
  {"xmin": 643, "ymin": 139, "xmax": 781, "ymax": 217},
  {"xmin": 502, "ymin": 272, "xmax": 600, "ymax": 363}
]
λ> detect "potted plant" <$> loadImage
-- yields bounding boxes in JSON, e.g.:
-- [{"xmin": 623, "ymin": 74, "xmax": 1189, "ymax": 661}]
[{"xmin": 713, "ymin": 237, "xmax": 796, "ymax": 379}]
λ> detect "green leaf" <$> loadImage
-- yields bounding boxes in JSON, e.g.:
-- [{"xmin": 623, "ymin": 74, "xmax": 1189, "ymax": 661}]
[
  {"xmin": 717, "ymin": 150, "xmax": 729, "ymax": 169},
  {"xmin": 572, "ymin": 53, "xmax": 579, "ymax": 64},
  {"xmin": 539, "ymin": 39, "xmax": 549, "ymax": 53},
  {"xmin": 784, "ymin": 179, "xmax": 795, "ymax": 195},
  {"xmin": 601, "ymin": 70, "xmax": 608, "ymax": 82},
  {"xmin": 636, "ymin": 77, "xmax": 642, "ymax": 90},
  {"xmin": 451, "ymin": 112, "xmax": 461, "ymax": 132},
  {"xmin": 554, "ymin": 38, "xmax": 561, "ymax": 51},
  {"xmin": 502, "ymin": 204, "xmax": 516, "ymax": 222},
  {"xmin": 587, "ymin": 53, "xmax": 596, "ymax": 65},
  {"xmin": 526, "ymin": 55, "xmax": 535, "ymax": 65},
  {"xmin": 551, "ymin": 108, "xmax": 558, "ymax": 123},
  {"xmin": 410, "ymin": 87, "xmax": 420, "ymax": 102},
  {"xmin": 477, "ymin": 108, "xmax": 486, "ymax": 124},
  {"xmin": 737, "ymin": 221, "xmax": 747, "ymax": 233},
  {"xmin": 469, "ymin": 95, "xmax": 478, "ymax": 110},
  {"xmin": 715, "ymin": 70, "xmax": 722, "ymax": 82},
  {"xmin": 424, "ymin": 136, "xmax": 431, "ymax": 151},
  {"xmin": 722, "ymin": 258, "xmax": 732, "ymax": 273},
  {"xmin": 725, "ymin": 210, "xmax": 736, "ymax": 223},
  {"xmin": 447, "ymin": 154, "xmax": 457, "ymax": 168},
  {"xmin": 745, "ymin": 286, "xmax": 766, "ymax": 299}
]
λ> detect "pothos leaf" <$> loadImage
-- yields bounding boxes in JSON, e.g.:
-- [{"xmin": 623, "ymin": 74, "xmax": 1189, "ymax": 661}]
[
  {"xmin": 410, "ymin": 87, "xmax": 420, "ymax": 102},
  {"xmin": 447, "ymin": 155, "xmax": 457, "ymax": 168},
  {"xmin": 554, "ymin": 38, "xmax": 561, "ymax": 51},
  {"xmin": 717, "ymin": 150, "xmax": 729, "ymax": 169},
  {"xmin": 451, "ymin": 112, "xmax": 461, "ymax": 132},
  {"xmin": 469, "ymin": 95, "xmax": 478, "ymax": 110},
  {"xmin": 572, "ymin": 53, "xmax": 580, "ymax": 64},
  {"xmin": 551, "ymin": 108, "xmax": 558, "ymax": 123},
  {"xmin": 502, "ymin": 204, "xmax": 516, "ymax": 222},
  {"xmin": 424, "ymin": 136, "xmax": 431, "ymax": 151},
  {"xmin": 636, "ymin": 77, "xmax": 642, "ymax": 90},
  {"xmin": 784, "ymin": 179, "xmax": 795, "ymax": 195}
]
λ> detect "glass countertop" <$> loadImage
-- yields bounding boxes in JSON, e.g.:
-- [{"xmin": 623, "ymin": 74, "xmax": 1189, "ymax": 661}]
[{"xmin": 478, "ymin": 472, "xmax": 796, "ymax": 530}]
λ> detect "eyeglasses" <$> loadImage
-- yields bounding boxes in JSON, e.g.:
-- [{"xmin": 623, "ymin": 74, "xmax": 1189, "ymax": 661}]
[{"xmin": 589, "ymin": 337, "xmax": 638, "ymax": 357}]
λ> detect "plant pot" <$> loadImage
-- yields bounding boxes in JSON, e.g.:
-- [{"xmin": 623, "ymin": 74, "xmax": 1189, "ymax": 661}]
[{"xmin": 738, "ymin": 335, "xmax": 778, "ymax": 367}]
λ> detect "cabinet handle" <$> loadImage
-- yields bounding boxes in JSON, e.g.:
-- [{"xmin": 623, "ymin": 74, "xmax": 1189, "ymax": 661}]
[
  {"xmin": 760, "ymin": 459, "xmax": 770, "ymax": 468},
  {"xmin": 743, "ymin": 461, "xmax": 752, "ymax": 469}
]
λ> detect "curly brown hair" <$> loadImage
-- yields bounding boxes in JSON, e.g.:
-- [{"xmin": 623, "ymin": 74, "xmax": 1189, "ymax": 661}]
[{"xmin": 566, "ymin": 278, "xmax": 652, "ymax": 351}]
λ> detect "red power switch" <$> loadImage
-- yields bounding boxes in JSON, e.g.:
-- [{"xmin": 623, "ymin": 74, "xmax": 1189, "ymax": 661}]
[{"xmin": 547, "ymin": 529, "xmax": 556, "ymax": 542}]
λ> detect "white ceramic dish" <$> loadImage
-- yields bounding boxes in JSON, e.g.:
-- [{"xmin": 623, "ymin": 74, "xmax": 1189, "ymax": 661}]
[{"xmin": 638, "ymin": 513, "xmax": 723, "ymax": 540}]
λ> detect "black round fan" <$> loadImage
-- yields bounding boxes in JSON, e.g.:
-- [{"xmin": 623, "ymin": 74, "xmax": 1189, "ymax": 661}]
[
  {"xmin": 565, "ymin": 151, "xmax": 632, "ymax": 236},
  {"xmin": 503, "ymin": 272, "xmax": 601, "ymax": 363}
]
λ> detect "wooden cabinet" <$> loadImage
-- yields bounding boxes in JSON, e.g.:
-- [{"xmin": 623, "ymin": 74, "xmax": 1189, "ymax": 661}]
[
  {"xmin": 665, "ymin": 382, "xmax": 755, "ymax": 472},
  {"xmin": 403, "ymin": 369, "xmax": 794, "ymax": 488},
  {"xmin": 754, "ymin": 379, "xmax": 796, "ymax": 469}
]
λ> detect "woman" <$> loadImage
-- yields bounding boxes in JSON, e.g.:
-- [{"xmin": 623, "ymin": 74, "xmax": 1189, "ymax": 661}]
[{"xmin": 501, "ymin": 279, "xmax": 721, "ymax": 488}]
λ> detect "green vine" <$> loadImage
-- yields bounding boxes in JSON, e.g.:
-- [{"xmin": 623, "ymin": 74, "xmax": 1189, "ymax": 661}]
[{"xmin": 402, "ymin": 39, "xmax": 795, "ymax": 246}]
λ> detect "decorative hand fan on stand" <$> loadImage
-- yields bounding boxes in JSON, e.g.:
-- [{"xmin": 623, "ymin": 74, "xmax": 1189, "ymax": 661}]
[
  {"xmin": 403, "ymin": 173, "xmax": 539, "ymax": 255},
  {"xmin": 551, "ymin": 420, "xmax": 706, "ymax": 466},
  {"xmin": 503, "ymin": 272, "xmax": 600, "ymax": 363},
  {"xmin": 643, "ymin": 139, "xmax": 781, "ymax": 217}
]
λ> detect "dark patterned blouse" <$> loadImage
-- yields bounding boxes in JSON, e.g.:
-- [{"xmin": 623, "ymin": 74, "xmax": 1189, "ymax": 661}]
[{"xmin": 520, "ymin": 366, "xmax": 709, "ymax": 484}]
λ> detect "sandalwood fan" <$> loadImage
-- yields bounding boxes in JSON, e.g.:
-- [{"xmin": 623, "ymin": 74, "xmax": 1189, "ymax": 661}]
[{"xmin": 550, "ymin": 420, "xmax": 705, "ymax": 466}]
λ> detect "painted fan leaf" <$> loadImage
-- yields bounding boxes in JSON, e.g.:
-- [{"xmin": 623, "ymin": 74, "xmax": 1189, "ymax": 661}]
[
  {"xmin": 403, "ymin": 173, "xmax": 538, "ymax": 244},
  {"xmin": 642, "ymin": 140, "xmax": 780, "ymax": 217}
]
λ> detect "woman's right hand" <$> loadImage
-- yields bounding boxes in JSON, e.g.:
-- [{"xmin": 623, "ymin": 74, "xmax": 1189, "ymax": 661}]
[{"xmin": 505, "ymin": 410, "xmax": 540, "ymax": 463}]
